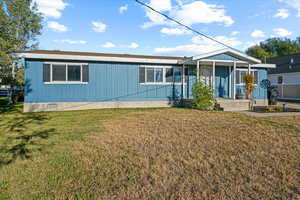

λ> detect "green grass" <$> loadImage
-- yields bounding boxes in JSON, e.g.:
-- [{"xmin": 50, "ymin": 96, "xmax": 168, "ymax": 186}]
[
  {"xmin": 0, "ymin": 105, "xmax": 299, "ymax": 199},
  {"xmin": 0, "ymin": 105, "xmax": 151, "ymax": 199}
]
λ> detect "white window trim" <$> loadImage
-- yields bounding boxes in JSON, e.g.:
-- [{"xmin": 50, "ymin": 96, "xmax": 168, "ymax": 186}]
[
  {"xmin": 140, "ymin": 65, "xmax": 187, "ymax": 85},
  {"xmin": 44, "ymin": 62, "xmax": 88, "ymax": 84},
  {"xmin": 236, "ymin": 68, "xmax": 258, "ymax": 86}
]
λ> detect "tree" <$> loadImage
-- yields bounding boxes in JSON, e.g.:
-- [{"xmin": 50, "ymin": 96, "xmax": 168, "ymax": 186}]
[
  {"xmin": 246, "ymin": 37, "xmax": 300, "ymax": 62},
  {"xmin": 0, "ymin": 0, "xmax": 43, "ymax": 104}
]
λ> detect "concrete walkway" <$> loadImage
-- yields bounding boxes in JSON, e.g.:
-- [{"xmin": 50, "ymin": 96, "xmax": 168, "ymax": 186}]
[{"xmin": 239, "ymin": 111, "xmax": 300, "ymax": 117}]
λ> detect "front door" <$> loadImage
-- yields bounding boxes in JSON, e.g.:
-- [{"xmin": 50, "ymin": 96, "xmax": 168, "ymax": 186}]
[{"xmin": 200, "ymin": 66, "xmax": 212, "ymax": 87}]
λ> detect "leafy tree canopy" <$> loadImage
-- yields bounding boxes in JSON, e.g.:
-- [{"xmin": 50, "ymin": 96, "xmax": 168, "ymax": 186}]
[
  {"xmin": 246, "ymin": 37, "xmax": 300, "ymax": 62},
  {"xmin": 0, "ymin": 0, "xmax": 42, "ymax": 67}
]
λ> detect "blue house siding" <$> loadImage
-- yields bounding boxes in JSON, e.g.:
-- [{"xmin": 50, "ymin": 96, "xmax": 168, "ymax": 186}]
[
  {"xmin": 25, "ymin": 60, "xmax": 183, "ymax": 103},
  {"xmin": 204, "ymin": 53, "xmax": 241, "ymax": 61},
  {"xmin": 25, "ymin": 60, "xmax": 269, "ymax": 104},
  {"xmin": 235, "ymin": 68, "xmax": 267, "ymax": 99}
]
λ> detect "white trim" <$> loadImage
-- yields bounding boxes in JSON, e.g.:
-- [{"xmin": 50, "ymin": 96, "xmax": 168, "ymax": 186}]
[
  {"xmin": 251, "ymin": 64, "xmax": 276, "ymax": 68},
  {"xmin": 233, "ymin": 62, "xmax": 236, "ymax": 99},
  {"xmin": 46, "ymin": 62, "xmax": 88, "ymax": 84},
  {"xmin": 229, "ymin": 66, "xmax": 232, "ymax": 98},
  {"xmin": 190, "ymin": 48, "xmax": 262, "ymax": 64},
  {"xmin": 212, "ymin": 61, "xmax": 216, "ymax": 90},
  {"xmin": 16, "ymin": 53, "xmax": 179, "ymax": 65}
]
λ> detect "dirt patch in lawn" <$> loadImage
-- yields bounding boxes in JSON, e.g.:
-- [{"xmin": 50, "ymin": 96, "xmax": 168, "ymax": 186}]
[{"xmin": 69, "ymin": 110, "xmax": 300, "ymax": 200}]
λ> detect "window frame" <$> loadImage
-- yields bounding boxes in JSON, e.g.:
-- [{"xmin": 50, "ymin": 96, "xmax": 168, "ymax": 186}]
[
  {"xmin": 235, "ymin": 68, "xmax": 259, "ymax": 86},
  {"xmin": 44, "ymin": 62, "xmax": 88, "ymax": 84},
  {"xmin": 140, "ymin": 65, "xmax": 187, "ymax": 85}
]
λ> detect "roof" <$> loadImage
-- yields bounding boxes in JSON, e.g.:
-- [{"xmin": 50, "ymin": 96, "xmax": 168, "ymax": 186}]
[
  {"xmin": 15, "ymin": 50, "xmax": 183, "ymax": 65},
  {"xmin": 180, "ymin": 48, "xmax": 262, "ymax": 64},
  {"xmin": 268, "ymin": 54, "xmax": 300, "ymax": 74}
]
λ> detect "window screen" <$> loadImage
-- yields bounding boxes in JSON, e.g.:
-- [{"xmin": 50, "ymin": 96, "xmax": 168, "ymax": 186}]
[
  {"xmin": 82, "ymin": 65, "xmax": 89, "ymax": 82},
  {"xmin": 253, "ymin": 71, "xmax": 258, "ymax": 84},
  {"xmin": 146, "ymin": 68, "xmax": 155, "ymax": 82},
  {"xmin": 43, "ymin": 64, "xmax": 51, "ymax": 82},
  {"xmin": 174, "ymin": 68, "xmax": 182, "ymax": 83},
  {"xmin": 52, "ymin": 64, "xmax": 66, "ymax": 81},
  {"xmin": 139, "ymin": 67, "xmax": 145, "ymax": 83},
  {"xmin": 68, "ymin": 65, "xmax": 81, "ymax": 81},
  {"xmin": 165, "ymin": 68, "xmax": 173, "ymax": 83},
  {"xmin": 155, "ymin": 68, "xmax": 163, "ymax": 83}
]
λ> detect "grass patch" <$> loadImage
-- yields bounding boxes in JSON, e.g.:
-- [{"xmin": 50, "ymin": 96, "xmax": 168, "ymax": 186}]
[{"xmin": 0, "ymin": 107, "xmax": 300, "ymax": 199}]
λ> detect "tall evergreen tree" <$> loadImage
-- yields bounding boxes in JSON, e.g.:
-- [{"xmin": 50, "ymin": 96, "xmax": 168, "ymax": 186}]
[{"xmin": 0, "ymin": 0, "xmax": 43, "ymax": 103}]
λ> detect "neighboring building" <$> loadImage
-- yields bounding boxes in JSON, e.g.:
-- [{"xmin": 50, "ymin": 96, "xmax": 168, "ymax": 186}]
[
  {"xmin": 16, "ymin": 48, "xmax": 275, "ymax": 112},
  {"xmin": 268, "ymin": 54, "xmax": 300, "ymax": 100}
]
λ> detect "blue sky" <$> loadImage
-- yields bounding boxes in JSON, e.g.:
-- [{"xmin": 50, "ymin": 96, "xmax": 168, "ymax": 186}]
[{"xmin": 34, "ymin": 0, "xmax": 300, "ymax": 56}]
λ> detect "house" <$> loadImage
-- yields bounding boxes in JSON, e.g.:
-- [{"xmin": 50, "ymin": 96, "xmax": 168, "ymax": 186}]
[
  {"xmin": 268, "ymin": 54, "xmax": 300, "ymax": 101},
  {"xmin": 16, "ymin": 48, "xmax": 275, "ymax": 112}
]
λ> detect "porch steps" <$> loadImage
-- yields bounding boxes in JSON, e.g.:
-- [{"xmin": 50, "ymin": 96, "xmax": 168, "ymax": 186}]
[{"xmin": 216, "ymin": 98, "xmax": 250, "ymax": 112}]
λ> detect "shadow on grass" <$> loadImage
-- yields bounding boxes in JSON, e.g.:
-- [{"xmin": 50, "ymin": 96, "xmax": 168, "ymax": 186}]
[{"xmin": 0, "ymin": 108, "xmax": 55, "ymax": 166}]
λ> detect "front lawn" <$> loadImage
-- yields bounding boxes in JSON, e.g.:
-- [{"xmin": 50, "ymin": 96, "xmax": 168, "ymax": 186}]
[{"xmin": 0, "ymin": 106, "xmax": 299, "ymax": 199}]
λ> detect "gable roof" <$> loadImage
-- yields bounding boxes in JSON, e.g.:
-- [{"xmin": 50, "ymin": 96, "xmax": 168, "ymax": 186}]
[{"xmin": 182, "ymin": 48, "xmax": 262, "ymax": 64}]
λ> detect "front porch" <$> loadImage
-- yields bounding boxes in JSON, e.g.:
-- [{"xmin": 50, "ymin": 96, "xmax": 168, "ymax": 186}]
[{"xmin": 178, "ymin": 48, "xmax": 275, "ymax": 110}]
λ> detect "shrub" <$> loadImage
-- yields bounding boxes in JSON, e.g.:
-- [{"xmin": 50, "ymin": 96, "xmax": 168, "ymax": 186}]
[{"xmin": 192, "ymin": 81, "xmax": 215, "ymax": 110}]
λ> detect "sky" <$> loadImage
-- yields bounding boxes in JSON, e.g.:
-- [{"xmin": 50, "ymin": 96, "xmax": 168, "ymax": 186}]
[{"xmin": 34, "ymin": 0, "xmax": 300, "ymax": 56}]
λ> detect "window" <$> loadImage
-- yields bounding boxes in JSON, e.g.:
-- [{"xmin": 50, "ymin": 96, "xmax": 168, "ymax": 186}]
[
  {"xmin": 145, "ymin": 68, "xmax": 163, "ymax": 83},
  {"xmin": 278, "ymin": 76, "xmax": 283, "ymax": 84},
  {"xmin": 43, "ymin": 63, "xmax": 89, "ymax": 84},
  {"xmin": 174, "ymin": 68, "xmax": 182, "ymax": 83},
  {"xmin": 139, "ymin": 66, "xmax": 186, "ymax": 84},
  {"xmin": 236, "ymin": 69, "xmax": 258, "ymax": 85},
  {"xmin": 165, "ymin": 68, "xmax": 173, "ymax": 83}
]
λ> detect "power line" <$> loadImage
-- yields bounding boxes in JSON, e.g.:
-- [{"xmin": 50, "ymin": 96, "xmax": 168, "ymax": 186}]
[{"xmin": 135, "ymin": 0, "xmax": 238, "ymax": 51}]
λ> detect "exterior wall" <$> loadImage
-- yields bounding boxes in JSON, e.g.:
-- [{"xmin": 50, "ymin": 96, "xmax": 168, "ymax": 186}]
[
  {"xmin": 25, "ymin": 60, "xmax": 183, "ymax": 105},
  {"xmin": 24, "ymin": 101, "xmax": 173, "ymax": 112},
  {"xmin": 269, "ymin": 72, "xmax": 300, "ymax": 99},
  {"xmin": 236, "ymin": 68, "xmax": 268, "ymax": 99},
  {"xmin": 24, "ymin": 59, "xmax": 269, "ymax": 112}
]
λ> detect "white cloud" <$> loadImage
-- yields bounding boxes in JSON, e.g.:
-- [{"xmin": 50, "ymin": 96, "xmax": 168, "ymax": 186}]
[
  {"xmin": 230, "ymin": 31, "xmax": 240, "ymax": 36},
  {"xmin": 160, "ymin": 27, "xmax": 191, "ymax": 35},
  {"xmin": 33, "ymin": 0, "xmax": 68, "ymax": 19},
  {"xmin": 54, "ymin": 39, "xmax": 87, "ymax": 45},
  {"xmin": 47, "ymin": 21, "xmax": 68, "ymax": 32},
  {"xmin": 251, "ymin": 30, "xmax": 266, "ymax": 38},
  {"xmin": 92, "ymin": 21, "xmax": 107, "ymax": 33},
  {"xmin": 142, "ymin": 0, "xmax": 234, "ymax": 28},
  {"xmin": 119, "ymin": 5, "xmax": 128, "ymax": 14},
  {"xmin": 154, "ymin": 35, "xmax": 242, "ymax": 56},
  {"xmin": 172, "ymin": 1, "xmax": 234, "ymax": 27},
  {"xmin": 274, "ymin": 8, "xmax": 290, "ymax": 19},
  {"xmin": 102, "ymin": 42, "xmax": 116, "ymax": 48},
  {"xmin": 273, "ymin": 28, "xmax": 292, "ymax": 37},
  {"xmin": 128, "ymin": 42, "xmax": 139, "ymax": 49},
  {"xmin": 277, "ymin": 0, "xmax": 300, "ymax": 16}
]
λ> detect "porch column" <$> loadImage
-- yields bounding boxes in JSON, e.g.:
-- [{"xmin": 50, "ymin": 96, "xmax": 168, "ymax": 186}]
[
  {"xmin": 248, "ymin": 64, "xmax": 251, "ymax": 74},
  {"xmin": 228, "ymin": 66, "xmax": 232, "ymax": 98},
  {"xmin": 212, "ymin": 61, "xmax": 216, "ymax": 91},
  {"xmin": 196, "ymin": 60, "xmax": 200, "ymax": 82},
  {"xmin": 182, "ymin": 64, "xmax": 185, "ymax": 99},
  {"xmin": 233, "ymin": 62, "xmax": 236, "ymax": 100}
]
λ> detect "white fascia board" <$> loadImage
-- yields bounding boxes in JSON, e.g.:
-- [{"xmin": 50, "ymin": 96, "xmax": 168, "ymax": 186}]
[
  {"xmin": 251, "ymin": 64, "xmax": 276, "ymax": 68},
  {"xmin": 192, "ymin": 48, "xmax": 262, "ymax": 64},
  {"xmin": 15, "ymin": 53, "xmax": 180, "ymax": 65}
]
